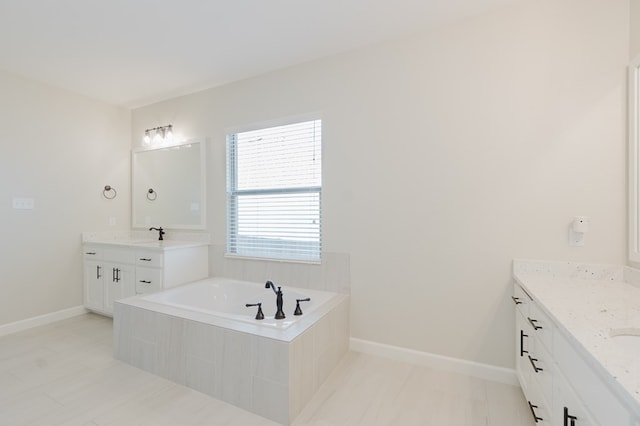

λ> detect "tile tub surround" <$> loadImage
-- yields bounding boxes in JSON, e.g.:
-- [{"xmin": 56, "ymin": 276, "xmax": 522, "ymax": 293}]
[
  {"xmin": 513, "ymin": 259, "xmax": 640, "ymax": 417},
  {"xmin": 113, "ymin": 292, "xmax": 349, "ymax": 425}
]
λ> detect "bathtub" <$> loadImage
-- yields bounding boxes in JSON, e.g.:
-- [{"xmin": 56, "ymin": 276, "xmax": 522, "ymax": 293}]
[
  {"xmin": 113, "ymin": 277, "xmax": 349, "ymax": 425},
  {"xmin": 141, "ymin": 277, "xmax": 335, "ymax": 331}
]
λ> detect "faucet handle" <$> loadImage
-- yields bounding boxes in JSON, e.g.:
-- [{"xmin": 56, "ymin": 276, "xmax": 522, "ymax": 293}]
[
  {"xmin": 245, "ymin": 303, "xmax": 264, "ymax": 320},
  {"xmin": 293, "ymin": 298, "xmax": 311, "ymax": 316}
]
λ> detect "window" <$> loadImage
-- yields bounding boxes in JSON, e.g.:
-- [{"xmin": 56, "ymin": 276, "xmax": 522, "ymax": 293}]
[{"xmin": 226, "ymin": 119, "xmax": 322, "ymax": 261}]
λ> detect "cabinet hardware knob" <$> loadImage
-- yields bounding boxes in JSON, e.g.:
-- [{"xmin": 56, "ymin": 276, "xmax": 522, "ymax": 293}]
[
  {"xmin": 563, "ymin": 407, "xmax": 577, "ymax": 426},
  {"xmin": 528, "ymin": 317, "xmax": 543, "ymax": 330},
  {"xmin": 528, "ymin": 355, "xmax": 543, "ymax": 373},
  {"xmin": 512, "ymin": 296, "xmax": 523, "ymax": 305},
  {"xmin": 528, "ymin": 401, "xmax": 543, "ymax": 423}
]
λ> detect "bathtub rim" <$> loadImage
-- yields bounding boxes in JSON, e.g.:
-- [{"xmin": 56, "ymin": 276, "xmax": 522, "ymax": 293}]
[{"xmin": 115, "ymin": 278, "xmax": 349, "ymax": 343}]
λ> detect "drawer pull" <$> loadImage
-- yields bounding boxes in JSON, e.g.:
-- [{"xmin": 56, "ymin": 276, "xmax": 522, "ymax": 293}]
[
  {"xmin": 512, "ymin": 296, "xmax": 523, "ymax": 305},
  {"xmin": 528, "ymin": 401, "xmax": 543, "ymax": 423},
  {"xmin": 85, "ymin": 252, "xmax": 97, "ymax": 255},
  {"xmin": 528, "ymin": 317, "xmax": 543, "ymax": 330},
  {"xmin": 520, "ymin": 330, "xmax": 528, "ymax": 357},
  {"xmin": 139, "ymin": 258, "xmax": 152, "ymax": 262},
  {"xmin": 139, "ymin": 280, "xmax": 152, "ymax": 284},
  {"xmin": 528, "ymin": 355, "xmax": 543, "ymax": 373},
  {"xmin": 564, "ymin": 407, "xmax": 577, "ymax": 426}
]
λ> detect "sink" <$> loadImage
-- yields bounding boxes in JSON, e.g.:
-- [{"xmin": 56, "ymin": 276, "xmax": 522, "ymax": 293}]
[{"xmin": 609, "ymin": 328, "xmax": 640, "ymax": 352}]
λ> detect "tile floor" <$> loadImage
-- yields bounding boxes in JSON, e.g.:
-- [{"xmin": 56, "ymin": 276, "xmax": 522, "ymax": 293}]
[{"xmin": 0, "ymin": 313, "xmax": 534, "ymax": 425}]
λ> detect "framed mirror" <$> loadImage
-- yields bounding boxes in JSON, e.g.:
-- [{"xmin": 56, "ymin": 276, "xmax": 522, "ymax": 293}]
[
  {"xmin": 132, "ymin": 139, "xmax": 206, "ymax": 229},
  {"xmin": 630, "ymin": 56, "xmax": 640, "ymax": 263}
]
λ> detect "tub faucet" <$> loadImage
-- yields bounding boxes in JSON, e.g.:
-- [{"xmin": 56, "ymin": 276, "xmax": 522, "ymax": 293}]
[
  {"xmin": 149, "ymin": 227, "xmax": 165, "ymax": 240},
  {"xmin": 265, "ymin": 280, "xmax": 286, "ymax": 319}
]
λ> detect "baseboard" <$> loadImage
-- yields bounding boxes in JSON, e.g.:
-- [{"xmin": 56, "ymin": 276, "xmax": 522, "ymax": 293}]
[
  {"xmin": 350, "ymin": 338, "xmax": 518, "ymax": 386},
  {"xmin": 0, "ymin": 305, "xmax": 88, "ymax": 337}
]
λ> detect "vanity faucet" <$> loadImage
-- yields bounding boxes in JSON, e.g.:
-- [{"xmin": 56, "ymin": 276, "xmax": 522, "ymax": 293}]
[
  {"xmin": 149, "ymin": 227, "xmax": 165, "ymax": 241},
  {"xmin": 265, "ymin": 280, "xmax": 286, "ymax": 320}
]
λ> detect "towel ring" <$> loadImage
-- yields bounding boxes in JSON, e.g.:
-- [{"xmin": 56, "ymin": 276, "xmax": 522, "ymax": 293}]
[
  {"xmin": 103, "ymin": 185, "xmax": 117, "ymax": 199},
  {"xmin": 147, "ymin": 188, "xmax": 157, "ymax": 201}
]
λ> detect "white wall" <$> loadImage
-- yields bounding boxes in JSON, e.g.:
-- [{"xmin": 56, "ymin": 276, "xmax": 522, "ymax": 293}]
[
  {"xmin": 132, "ymin": 0, "xmax": 629, "ymax": 368},
  {"xmin": 0, "ymin": 70, "xmax": 131, "ymax": 326}
]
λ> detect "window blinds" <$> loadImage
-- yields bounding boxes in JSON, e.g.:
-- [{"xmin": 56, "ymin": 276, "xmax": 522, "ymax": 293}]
[{"xmin": 226, "ymin": 119, "xmax": 322, "ymax": 261}]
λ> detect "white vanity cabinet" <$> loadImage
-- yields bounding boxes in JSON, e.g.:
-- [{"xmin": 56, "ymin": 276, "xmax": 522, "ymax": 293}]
[
  {"xmin": 83, "ymin": 241, "xmax": 208, "ymax": 316},
  {"xmin": 514, "ymin": 284, "xmax": 552, "ymax": 424},
  {"xmin": 513, "ymin": 282, "xmax": 637, "ymax": 425}
]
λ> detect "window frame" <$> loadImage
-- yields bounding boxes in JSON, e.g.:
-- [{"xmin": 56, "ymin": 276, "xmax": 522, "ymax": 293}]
[{"xmin": 225, "ymin": 116, "xmax": 323, "ymax": 263}]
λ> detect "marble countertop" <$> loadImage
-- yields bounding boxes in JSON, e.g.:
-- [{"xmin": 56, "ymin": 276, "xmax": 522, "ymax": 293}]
[{"xmin": 513, "ymin": 259, "xmax": 640, "ymax": 414}]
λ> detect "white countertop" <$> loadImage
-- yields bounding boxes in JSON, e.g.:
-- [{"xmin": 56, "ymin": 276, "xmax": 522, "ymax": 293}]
[
  {"xmin": 513, "ymin": 259, "xmax": 640, "ymax": 414},
  {"xmin": 82, "ymin": 230, "xmax": 210, "ymax": 251}
]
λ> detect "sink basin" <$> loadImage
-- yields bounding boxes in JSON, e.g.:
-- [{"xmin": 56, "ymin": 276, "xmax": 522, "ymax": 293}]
[{"xmin": 609, "ymin": 328, "xmax": 640, "ymax": 352}]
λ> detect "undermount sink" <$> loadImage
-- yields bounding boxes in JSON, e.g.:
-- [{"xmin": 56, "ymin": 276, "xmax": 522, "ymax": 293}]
[{"xmin": 609, "ymin": 328, "xmax": 640, "ymax": 352}]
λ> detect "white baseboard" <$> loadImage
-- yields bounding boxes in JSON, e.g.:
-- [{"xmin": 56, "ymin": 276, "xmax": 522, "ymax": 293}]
[
  {"xmin": 0, "ymin": 305, "xmax": 88, "ymax": 337},
  {"xmin": 350, "ymin": 338, "xmax": 518, "ymax": 386}
]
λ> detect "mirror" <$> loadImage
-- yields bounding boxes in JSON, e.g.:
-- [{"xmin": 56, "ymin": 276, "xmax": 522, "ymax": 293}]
[
  {"xmin": 132, "ymin": 139, "xmax": 206, "ymax": 229},
  {"xmin": 630, "ymin": 56, "xmax": 640, "ymax": 263}
]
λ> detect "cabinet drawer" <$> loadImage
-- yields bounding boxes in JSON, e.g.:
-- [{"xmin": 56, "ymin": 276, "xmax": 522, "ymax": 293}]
[
  {"xmin": 83, "ymin": 246, "xmax": 103, "ymax": 260},
  {"xmin": 136, "ymin": 267, "xmax": 163, "ymax": 294},
  {"xmin": 528, "ymin": 301, "xmax": 553, "ymax": 352},
  {"xmin": 554, "ymin": 330, "xmax": 630, "ymax": 425},
  {"xmin": 513, "ymin": 284, "xmax": 531, "ymax": 316},
  {"xmin": 104, "ymin": 248, "xmax": 136, "ymax": 264},
  {"xmin": 135, "ymin": 250, "xmax": 164, "ymax": 268},
  {"xmin": 529, "ymin": 337, "xmax": 553, "ymax": 406},
  {"xmin": 525, "ymin": 382, "xmax": 552, "ymax": 425}
]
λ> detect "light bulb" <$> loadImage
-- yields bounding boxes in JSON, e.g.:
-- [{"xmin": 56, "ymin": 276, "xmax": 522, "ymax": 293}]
[
  {"xmin": 143, "ymin": 130, "xmax": 151, "ymax": 145},
  {"xmin": 165, "ymin": 125, "xmax": 173, "ymax": 142},
  {"xmin": 153, "ymin": 128, "xmax": 164, "ymax": 145}
]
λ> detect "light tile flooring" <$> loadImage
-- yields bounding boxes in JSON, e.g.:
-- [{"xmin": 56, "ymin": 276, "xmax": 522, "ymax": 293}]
[{"xmin": 0, "ymin": 314, "xmax": 534, "ymax": 425}]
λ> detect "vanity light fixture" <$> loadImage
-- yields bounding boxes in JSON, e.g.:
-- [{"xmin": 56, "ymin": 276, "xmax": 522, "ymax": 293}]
[{"xmin": 142, "ymin": 124, "xmax": 173, "ymax": 147}]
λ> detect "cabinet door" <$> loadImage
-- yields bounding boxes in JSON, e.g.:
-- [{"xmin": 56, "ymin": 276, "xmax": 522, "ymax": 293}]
[
  {"xmin": 553, "ymin": 367, "xmax": 596, "ymax": 426},
  {"xmin": 104, "ymin": 262, "xmax": 136, "ymax": 313},
  {"xmin": 83, "ymin": 260, "xmax": 104, "ymax": 311},
  {"xmin": 515, "ymin": 309, "xmax": 532, "ymax": 392}
]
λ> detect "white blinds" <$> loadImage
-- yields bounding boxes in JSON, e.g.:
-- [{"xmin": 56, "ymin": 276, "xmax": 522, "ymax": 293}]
[{"xmin": 226, "ymin": 119, "xmax": 322, "ymax": 261}]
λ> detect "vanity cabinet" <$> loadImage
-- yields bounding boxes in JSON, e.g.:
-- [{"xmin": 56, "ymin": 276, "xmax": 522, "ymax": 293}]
[
  {"xmin": 514, "ymin": 284, "xmax": 551, "ymax": 424},
  {"xmin": 513, "ymin": 283, "xmax": 635, "ymax": 425},
  {"xmin": 83, "ymin": 242, "xmax": 208, "ymax": 316}
]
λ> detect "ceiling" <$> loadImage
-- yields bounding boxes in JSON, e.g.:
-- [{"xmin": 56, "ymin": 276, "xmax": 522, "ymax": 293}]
[{"xmin": 0, "ymin": 0, "xmax": 520, "ymax": 108}]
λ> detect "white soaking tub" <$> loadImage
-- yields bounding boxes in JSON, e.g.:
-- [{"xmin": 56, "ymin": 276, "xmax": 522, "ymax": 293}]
[{"xmin": 113, "ymin": 277, "xmax": 349, "ymax": 425}]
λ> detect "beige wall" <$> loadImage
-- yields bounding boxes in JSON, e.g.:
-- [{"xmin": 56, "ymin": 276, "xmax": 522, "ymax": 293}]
[
  {"xmin": 632, "ymin": 0, "xmax": 640, "ymax": 58},
  {"xmin": 133, "ymin": 0, "xmax": 629, "ymax": 368},
  {"xmin": 0, "ymin": 70, "xmax": 131, "ymax": 325}
]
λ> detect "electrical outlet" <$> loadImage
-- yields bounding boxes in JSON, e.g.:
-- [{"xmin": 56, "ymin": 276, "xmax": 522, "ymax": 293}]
[{"xmin": 12, "ymin": 197, "xmax": 35, "ymax": 210}]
